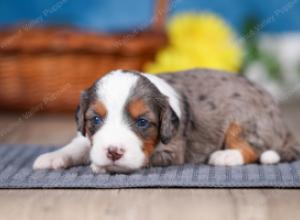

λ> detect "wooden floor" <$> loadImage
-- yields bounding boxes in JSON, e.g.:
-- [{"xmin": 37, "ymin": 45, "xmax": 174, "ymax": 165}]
[{"xmin": 0, "ymin": 103, "xmax": 300, "ymax": 220}]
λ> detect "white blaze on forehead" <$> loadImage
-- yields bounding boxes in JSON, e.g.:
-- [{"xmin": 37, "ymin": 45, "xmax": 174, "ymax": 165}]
[
  {"xmin": 142, "ymin": 73, "xmax": 181, "ymax": 118},
  {"xmin": 97, "ymin": 70, "xmax": 139, "ymax": 113}
]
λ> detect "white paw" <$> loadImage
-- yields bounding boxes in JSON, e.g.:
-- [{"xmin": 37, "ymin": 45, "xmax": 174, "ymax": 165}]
[
  {"xmin": 33, "ymin": 152, "xmax": 72, "ymax": 170},
  {"xmin": 260, "ymin": 150, "xmax": 280, "ymax": 164},
  {"xmin": 208, "ymin": 149, "xmax": 244, "ymax": 166},
  {"xmin": 90, "ymin": 163, "xmax": 106, "ymax": 174}
]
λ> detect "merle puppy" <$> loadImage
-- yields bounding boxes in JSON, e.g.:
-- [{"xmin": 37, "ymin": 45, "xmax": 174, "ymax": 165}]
[{"xmin": 33, "ymin": 69, "xmax": 300, "ymax": 173}]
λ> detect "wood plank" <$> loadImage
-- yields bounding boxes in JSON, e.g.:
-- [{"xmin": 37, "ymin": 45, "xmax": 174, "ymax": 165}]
[
  {"xmin": 0, "ymin": 189, "xmax": 299, "ymax": 220},
  {"xmin": 0, "ymin": 113, "xmax": 75, "ymax": 145}
]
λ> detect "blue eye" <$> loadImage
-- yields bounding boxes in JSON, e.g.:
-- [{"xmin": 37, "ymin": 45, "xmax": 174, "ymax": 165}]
[
  {"xmin": 136, "ymin": 118, "xmax": 149, "ymax": 128},
  {"xmin": 91, "ymin": 116, "xmax": 103, "ymax": 125}
]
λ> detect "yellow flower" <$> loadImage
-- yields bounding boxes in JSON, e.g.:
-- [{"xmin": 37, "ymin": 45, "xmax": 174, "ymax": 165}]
[{"xmin": 145, "ymin": 12, "xmax": 243, "ymax": 74}]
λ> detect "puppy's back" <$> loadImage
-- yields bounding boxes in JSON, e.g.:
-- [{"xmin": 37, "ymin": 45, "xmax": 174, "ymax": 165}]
[{"xmin": 159, "ymin": 68, "xmax": 299, "ymax": 162}]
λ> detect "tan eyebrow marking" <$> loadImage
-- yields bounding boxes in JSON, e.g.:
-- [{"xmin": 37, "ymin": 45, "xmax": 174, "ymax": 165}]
[
  {"xmin": 127, "ymin": 99, "xmax": 149, "ymax": 119},
  {"xmin": 92, "ymin": 101, "xmax": 107, "ymax": 118}
]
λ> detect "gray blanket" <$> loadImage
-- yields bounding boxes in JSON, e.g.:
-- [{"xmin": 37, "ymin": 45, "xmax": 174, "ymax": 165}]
[{"xmin": 0, "ymin": 145, "xmax": 299, "ymax": 188}]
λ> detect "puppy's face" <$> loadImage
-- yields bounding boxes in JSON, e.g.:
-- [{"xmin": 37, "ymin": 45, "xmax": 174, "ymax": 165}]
[{"xmin": 76, "ymin": 70, "xmax": 180, "ymax": 173}]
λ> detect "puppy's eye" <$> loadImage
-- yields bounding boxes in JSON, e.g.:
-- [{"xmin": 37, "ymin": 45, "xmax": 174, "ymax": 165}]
[
  {"xmin": 136, "ymin": 118, "xmax": 149, "ymax": 129},
  {"xmin": 91, "ymin": 116, "xmax": 103, "ymax": 125}
]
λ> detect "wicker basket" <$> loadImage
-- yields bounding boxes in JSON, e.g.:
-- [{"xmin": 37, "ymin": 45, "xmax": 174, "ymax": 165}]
[{"xmin": 0, "ymin": 0, "xmax": 168, "ymax": 112}]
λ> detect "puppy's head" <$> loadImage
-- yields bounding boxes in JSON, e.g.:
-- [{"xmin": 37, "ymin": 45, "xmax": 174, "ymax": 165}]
[{"xmin": 76, "ymin": 70, "xmax": 181, "ymax": 173}]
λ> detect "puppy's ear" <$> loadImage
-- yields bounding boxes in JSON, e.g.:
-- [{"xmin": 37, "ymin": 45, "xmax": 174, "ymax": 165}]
[
  {"xmin": 159, "ymin": 105, "xmax": 180, "ymax": 144},
  {"xmin": 75, "ymin": 91, "xmax": 89, "ymax": 136}
]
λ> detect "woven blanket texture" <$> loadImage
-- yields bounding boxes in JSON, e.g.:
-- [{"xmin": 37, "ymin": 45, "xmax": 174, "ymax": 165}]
[{"xmin": 0, "ymin": 145, "xmax": 299, "ymax": 188}]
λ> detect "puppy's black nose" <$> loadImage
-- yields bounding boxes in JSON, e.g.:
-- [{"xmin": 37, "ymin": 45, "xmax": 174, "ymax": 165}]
[{"xmin": 107, "ymin": 147, "xmax": 124, "ymax": 161}]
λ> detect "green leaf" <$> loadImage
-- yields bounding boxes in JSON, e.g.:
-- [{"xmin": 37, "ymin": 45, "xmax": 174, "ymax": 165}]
[{"xmin": 258, "ymin": 52, "xmax": 282, "ymax": 80}]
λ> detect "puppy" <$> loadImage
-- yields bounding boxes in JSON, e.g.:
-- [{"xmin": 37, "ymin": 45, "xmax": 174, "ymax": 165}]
[{"xmin": 33, "ymin": 69, "xmax": 300, "ymax": 173}]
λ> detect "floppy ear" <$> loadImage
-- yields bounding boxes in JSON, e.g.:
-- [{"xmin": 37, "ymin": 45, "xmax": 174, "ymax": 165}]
[
  {"xmin": 159, "ymin": 105, "xmax": 180, "ymax": 144},
  {"xmin": 75, "ymin": 91, "xmax": 89, "ymax": 136}
]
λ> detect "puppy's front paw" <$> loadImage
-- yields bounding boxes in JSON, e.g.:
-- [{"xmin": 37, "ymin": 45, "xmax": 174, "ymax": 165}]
[
  {"xmin": 33, "ymin": 152, "xmax": 72, "ymax": 170},
  {"xmin": 208, "ymin": 149, "xmax": 244, "ymax": 166},
  {"xmin": 150, "ymin": 150, "xmax": 174, "ymax": 166},
  {"xmin": 90, "ymin": 163, "xmax": 106, "ymax": 174}
]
